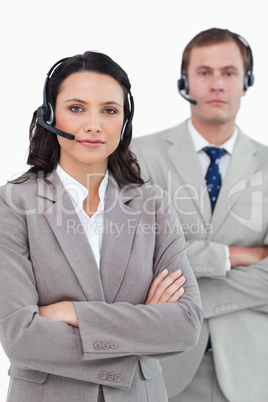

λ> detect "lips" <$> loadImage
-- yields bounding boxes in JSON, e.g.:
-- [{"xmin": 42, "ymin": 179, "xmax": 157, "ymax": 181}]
[
  {"xmin": 78, "ymin": 139, "xmax": 104, "ymax": 144},
  {"xmin": 207, "ymin": 99, "xmax": 227, "ymax": 104},
  {"xmin": 78, "ymin": 139, "xmax": 105, "ymax": 148}
]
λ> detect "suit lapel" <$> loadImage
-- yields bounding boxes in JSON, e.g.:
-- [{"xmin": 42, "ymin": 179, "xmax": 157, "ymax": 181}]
[
  {"xmin": 100, "ymin": 177, "xmax": 140, "ymax": 304},
  {"xmin": 165, "ymin": 122, "xmax": 211, "ymax": 223},
  {"xmin": 211, "ymin": 131, "xmax": 260, "ymax": 235},
  {"xmin": 38, "ymin": 172, "xmax": 105, "ymax": 302}
]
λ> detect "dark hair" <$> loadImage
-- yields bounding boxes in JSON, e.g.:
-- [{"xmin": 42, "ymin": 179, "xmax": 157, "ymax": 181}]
[
  {"xmin": 181, "ymin": 28, "xmax": 252, "ymax": 78},
  {"xmin": 22, "ymin": 51, "xmax": 144, "ymax": 186}
]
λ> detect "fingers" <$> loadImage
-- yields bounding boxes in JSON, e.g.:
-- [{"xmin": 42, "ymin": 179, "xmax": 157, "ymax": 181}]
[
  {"xmin": 145, "ymin": 269, "xmax": 185, "ymax": 305},
  {"xmin": 166, "ymin": 284, "xmax": 185, "ymax": 303},
  {"xmin": 157, "ymin": 272, "xmax": 185, "ymax": 304},
  {"xmin": 145, "ymin": 268, "xmax": 169, "ymax": 304}
]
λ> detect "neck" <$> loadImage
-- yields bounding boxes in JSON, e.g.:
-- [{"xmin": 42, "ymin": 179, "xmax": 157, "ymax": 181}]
[
  {"xmin": 58, "ymin": 161, "xmax": 106, "ymax": 218},
  {"xmin": 191, "ymin": 117, "xmax": 235, "ymax": 145},
  {"xmin": 59, "ymin": 158, "xmax": 107, "ymax": 191}
]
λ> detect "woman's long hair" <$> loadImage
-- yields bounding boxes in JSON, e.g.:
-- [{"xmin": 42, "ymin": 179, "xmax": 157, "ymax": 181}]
[{"xmin": 19, "ymin": 51, "xmax": 144, "ymax": 186}]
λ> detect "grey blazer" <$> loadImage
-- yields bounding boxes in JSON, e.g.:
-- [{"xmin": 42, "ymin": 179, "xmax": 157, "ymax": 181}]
[
  {"xmin": 132, "ymin": 121, "xmax": 268, "ymax": 402},
  {"xmin": 0, "ymin": 170, "xmax": 203, "ymax": 402}
]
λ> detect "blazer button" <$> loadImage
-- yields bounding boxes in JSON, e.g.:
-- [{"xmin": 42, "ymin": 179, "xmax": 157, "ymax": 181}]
[
  {"xmin": 114, "ymin": 374, "xmax": 122, "ymax": 382},
  {"xmin": 102, "ymin": 341, "xmax": 110, "ymax": 350},
  {"xmin": 208, "ymin": 267, "xmax": 215, "ymax": 273},
  {"xmin": 109, "ymin": 341, "xmax": 118, "ymax": 349},
  {"xmin": 106, "ymin": 372, "xmax": 114, "ymax": 381},
  {"xmin": 99, "ymin": 372, "xmax": 107, "ymax": 380},
  {"xmin": 94, "ymin": 342, "xmax": 102, "ymax": 350}
]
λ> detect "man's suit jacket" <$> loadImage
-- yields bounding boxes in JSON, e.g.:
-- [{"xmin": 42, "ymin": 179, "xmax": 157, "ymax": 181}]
[
  {"xmin": 132, "ymin": 121, "xmax": 268, "ymax": 402},
  {"xmin": 0, "ymin": 170, "xmax": 203, "ymax": 402}
]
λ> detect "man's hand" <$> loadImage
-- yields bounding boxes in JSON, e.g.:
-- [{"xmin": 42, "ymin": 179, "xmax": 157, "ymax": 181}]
[
  {"xmin": 145, "ymin": 269, "xmax": 185, "ymax": 305},
  {"xmin": 229, "ymin": 246, "xmax": 268, "ymax": 267},
  {"xmin": 39, "ymin": 301, "xmax": 78, "ymax": 327}
]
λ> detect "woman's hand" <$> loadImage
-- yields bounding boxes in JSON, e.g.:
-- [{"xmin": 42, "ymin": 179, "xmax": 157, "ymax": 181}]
[
  {"xmin": 39, "ymin": 270, "xmax": 185, "ymax": 321},
  {"xmin": 39, "ymin": 301, "xmax": 78, "ymax": 327},
  {"xmin": 145, "ymin": 269, "xmax": 185, "ymax": 305}
]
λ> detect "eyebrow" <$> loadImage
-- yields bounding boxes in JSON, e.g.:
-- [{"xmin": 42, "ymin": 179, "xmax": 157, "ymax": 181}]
[
  {"xmin": 65, "ymin": 98, "xmax": 122, "ymax": 107},
  {"xmin": 196, "ymin": 65, "xmax": 238, "ymax": 71},
  {"xmin": 65, "ymin": 98, "xmax": 87, "ymax": 104},
  {"xmin": 104, "ymin": 101, "xmax": 122, "ymax": 107}
]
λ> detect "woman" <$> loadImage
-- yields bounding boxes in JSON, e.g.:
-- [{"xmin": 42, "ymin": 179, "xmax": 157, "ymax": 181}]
[{"xmin": 0, "ymin": 51, "xmax": 203, "ymax": 402}]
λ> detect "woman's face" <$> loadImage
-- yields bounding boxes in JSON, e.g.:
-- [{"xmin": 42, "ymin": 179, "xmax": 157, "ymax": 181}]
[{"xmin": 55, "ymin": 71, "xmax": 125, "ymax": 174}]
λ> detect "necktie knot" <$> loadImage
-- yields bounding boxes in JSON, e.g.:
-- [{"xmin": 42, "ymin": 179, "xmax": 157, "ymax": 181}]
[{"xmin": 203, "ymin": 147, "xmax": 226, "ymax": 163}]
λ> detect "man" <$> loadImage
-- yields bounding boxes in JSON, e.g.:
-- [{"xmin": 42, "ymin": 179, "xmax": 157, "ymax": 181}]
[{"xmin": 132, "ymin": 28, "xmax": 268, "ymax": 402}]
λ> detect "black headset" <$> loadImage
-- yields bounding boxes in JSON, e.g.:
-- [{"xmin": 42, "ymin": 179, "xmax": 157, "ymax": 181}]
[
  {"xmin": 177, "ymin": 34, "xmax": 255, "ymax": 105},
  {"xmin": 37, "ymin": 57, "xmax": 134, "ymax": 141}
]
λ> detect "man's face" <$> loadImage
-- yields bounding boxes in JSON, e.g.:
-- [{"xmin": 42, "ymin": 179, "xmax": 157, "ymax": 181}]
[{"xmin": 187, "ymin": 41, "xmax": 246, "ymax": 127}]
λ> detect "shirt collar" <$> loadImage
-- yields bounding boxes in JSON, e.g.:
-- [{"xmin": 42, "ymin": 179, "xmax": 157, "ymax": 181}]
[
  {"xmin": 187, "ymin": 118, "xmax": 238, "ymax": 155},
  {"xmin": 56, "ymin": 164, "xmax": 108, "ymax": 213}
]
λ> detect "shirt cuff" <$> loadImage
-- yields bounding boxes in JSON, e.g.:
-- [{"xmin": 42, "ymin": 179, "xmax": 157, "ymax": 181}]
[{"xmin": 225, "ymin": 246, "xmax": 231, "ymax": 271}]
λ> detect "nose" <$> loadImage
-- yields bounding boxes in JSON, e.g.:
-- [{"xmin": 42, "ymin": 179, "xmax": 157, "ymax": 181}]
[
  {"xmin": 84, "ymin": 111, "xmax": 102, "ymax": 134},
  {"xmin": 210, "ymin": 73, "xmax": 224, "ymax": 92}
]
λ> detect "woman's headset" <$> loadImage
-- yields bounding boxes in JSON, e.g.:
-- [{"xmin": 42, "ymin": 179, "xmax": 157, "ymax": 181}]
[{"xmin": 37, "ymin": 57, "xmax": 134, "ymax": 141}]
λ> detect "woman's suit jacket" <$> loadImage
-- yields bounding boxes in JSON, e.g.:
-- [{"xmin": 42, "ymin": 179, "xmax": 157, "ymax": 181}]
[{"xmin": 0, "ymin": 170, "xmax": 203, "ymax": 402}]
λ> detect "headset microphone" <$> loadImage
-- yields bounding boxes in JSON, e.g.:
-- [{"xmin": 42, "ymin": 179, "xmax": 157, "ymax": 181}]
[
  {"xmin": 37, "ymin": 101, "xmax": 75, "ymax": 140},
  {"xmin": 177, "ymin": 74, "xmax": 197, "ymax": 105}
]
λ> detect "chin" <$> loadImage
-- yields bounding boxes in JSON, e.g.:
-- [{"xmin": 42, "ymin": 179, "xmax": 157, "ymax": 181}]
[{"xmin": 205, "ymin": 113, "xmax": 231, "ymax": 125}]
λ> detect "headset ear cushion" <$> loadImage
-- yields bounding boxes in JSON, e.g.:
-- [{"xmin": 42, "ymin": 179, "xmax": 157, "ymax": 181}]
[
  {"xmin": 244, "ymin": 71, "xmax": 255, "ymax": 91},
  {"xmin": 120, "ymin": 119, "xmax": 128, "ymax": 141},
  {"xmin": 46, "ymin": 103, "xmax": 55, "ymax": 125},
  {"xmin": 36, "ymin": 104, "xmax": 53, "ymax": 124},
  {"xmin": 248, "ymin": 72, "xmax": 255, "ymax": 88},
  {"xmin": 37, "ymin": 106, "xmax": 46, "ymax": 120},
  {"xmin": 178, "ymin": 73, "xmax": 189, "ymax": 94}
]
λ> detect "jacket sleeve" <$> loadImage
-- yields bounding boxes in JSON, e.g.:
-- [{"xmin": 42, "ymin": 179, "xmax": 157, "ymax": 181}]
[
  {"xmin": 74, "ymin": 191, "xmax": 204, "ymax": 361},
  {"xmin": 198, "ymin": 256, "xmax": 268, "ymax": 318},
  {"xmin": 185, "ymin": 239, "xmax": 228, "ymax": 278},
  {"xmin": 0, "ymin": 191, "xmax": 138, "ymax": 389}
]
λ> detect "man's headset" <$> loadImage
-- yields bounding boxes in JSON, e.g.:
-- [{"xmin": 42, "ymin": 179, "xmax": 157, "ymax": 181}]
[
  {"xmin": 37, "ymin": 57, "xmax": 134, "ymax": 141},
  {"xmin": 177, "ymin": 34, "xmax": 255, "ymax": 105}
]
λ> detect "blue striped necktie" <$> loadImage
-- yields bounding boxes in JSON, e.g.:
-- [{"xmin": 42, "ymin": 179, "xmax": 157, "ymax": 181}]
[
  {"xmin": 203, "ymin": 147, "xmax": 226, "ymax": 353},
  {"xmin": 203, "ymin": 147, "xmax": 226, "ymax": 211}
]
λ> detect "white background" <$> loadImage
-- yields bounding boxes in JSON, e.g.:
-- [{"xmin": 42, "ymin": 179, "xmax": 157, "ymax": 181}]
[{"xmin": 0, "ymin": 0, "xmax": 267, "ymax": 399}]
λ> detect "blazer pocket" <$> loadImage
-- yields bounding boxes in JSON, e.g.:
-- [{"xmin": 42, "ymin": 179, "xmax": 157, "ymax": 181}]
[
  {"xmin": 139, "ymin": 357, "xmax": 162, "ymax": 380},
  {"xmin": 8, "ymin": 365, "xmax": 48, "ymax": 384}
]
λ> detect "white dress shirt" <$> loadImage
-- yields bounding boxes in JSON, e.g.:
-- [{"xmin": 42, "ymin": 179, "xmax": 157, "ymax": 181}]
[
  {"xmin": 187, "ymin": 119, "xmax": 238, "ymax": 271},
  {"xmin": 187, "ymin": 119, "xmax": 238, "ymax": 180},
  {"xmin": 56, "ymin": 165, "xmax": 108, "ymax": 270}
]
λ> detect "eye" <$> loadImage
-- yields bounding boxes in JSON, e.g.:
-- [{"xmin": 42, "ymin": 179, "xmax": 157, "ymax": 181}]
[
  {"xmin": 103, "ymin": 108, "xmax": 117, "ymax": 115},
  {"xmin": 223, "ymin": 68, "xmax": 238, "ymax": 77},
  {"xmin": 199, "ymin": 71, "xmax": 209, "ymax": 77},
  {"xmin": 69, "ymin": 106, "xmax": 84, "ymax": 113}
]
